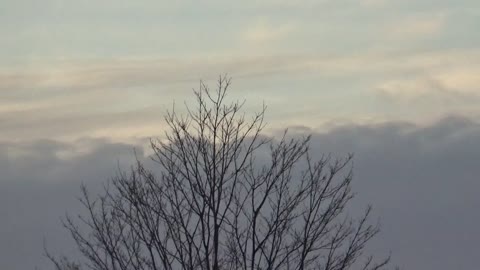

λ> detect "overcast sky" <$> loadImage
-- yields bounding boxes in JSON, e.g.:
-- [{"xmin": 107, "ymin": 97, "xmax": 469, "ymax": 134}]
[{"xmin": 1, "ymin": 1, "xmax": 479, "ymax": 269}]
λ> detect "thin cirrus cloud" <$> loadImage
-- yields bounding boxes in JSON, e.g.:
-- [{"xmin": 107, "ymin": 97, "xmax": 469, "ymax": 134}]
[
  {"xmin": 1, "ymin": 48, "xmax": 478, "ymax": 94},
  {"xmin": 240, "ymin": 19, "xmax": 297, "ymax": 45},
  {"xmin": 358, "ymin": 0, "xmax": 388, "ymax": 8},
  {"xmin": 375, "ymin": 74, "xmax": 480, "ymax": 102},
  {"xmin": 1, "ymin": 47, "xmax": 479, "ymax": 142},
  {"xmin": 371, "ymin": 52, "xmax": 480, "ymax": 105},
  {"xmin": 385, "ymin": 12, "xmax": 446, "ymax": 39}
]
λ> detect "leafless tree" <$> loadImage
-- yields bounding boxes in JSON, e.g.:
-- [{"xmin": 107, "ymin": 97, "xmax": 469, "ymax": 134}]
[{"xmin": 47, "ymin": 77, "xmax": 391, "ymax": 270}]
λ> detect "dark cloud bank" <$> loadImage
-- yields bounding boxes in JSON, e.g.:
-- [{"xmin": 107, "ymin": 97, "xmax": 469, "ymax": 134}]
[{"xmin": 1, "ymin": 116, "xmax": 479, "ymax": 270}]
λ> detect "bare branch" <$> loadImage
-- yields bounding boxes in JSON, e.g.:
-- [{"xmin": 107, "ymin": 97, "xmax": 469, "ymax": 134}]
[{"xmin": 48, "ymin": 76, "xmax": 393, "ymax": 270}]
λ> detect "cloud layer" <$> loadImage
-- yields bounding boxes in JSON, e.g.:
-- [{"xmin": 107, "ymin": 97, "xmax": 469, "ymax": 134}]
[
  {"xmin": 1, "ymin": 48, "xmax": 479, "ymax": 142},
  {"xmin": 1, "ymin": 0, "xmax": 479, "ymax": 142},
  {"xmin": 1, "ymin": 116, "xmax": 479, "ymax": 269}
]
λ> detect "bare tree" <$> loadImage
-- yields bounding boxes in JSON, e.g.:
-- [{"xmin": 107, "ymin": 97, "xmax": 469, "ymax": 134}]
[{"xmin": 47, "ymin": 77, "xmax": 391, "ymax": 270}]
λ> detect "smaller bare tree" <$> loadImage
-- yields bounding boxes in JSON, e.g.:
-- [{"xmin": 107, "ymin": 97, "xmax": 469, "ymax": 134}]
[{"xmin": 47, "ymin": 76, "xmax": 391, "ymax": 270}]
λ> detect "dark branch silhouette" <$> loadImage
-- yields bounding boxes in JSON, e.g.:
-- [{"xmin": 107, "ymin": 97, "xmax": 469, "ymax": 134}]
[{"xmin": 46, "ymin": 76, "xmax": 391, "ymax": 270}]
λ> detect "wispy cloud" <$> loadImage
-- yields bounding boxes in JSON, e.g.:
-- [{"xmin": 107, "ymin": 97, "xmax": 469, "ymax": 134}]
[
  {"xmin": 1, "ymin": 47, "xmax": 479, "ymax": 142},
  {"xmin": 240, "ymin": 18, "xmax": 296, "ymax": 46},
  {"xmin": 358, "ymin": 0, "xmax": 389, "ymax": 8},
  {"xmin": 385, "ymin": 12, "xmax": 446, "ymax": 39},
  {"xmin": 372, "ymin": 55, "xmax": 480, "ymax": 103},
  {"xmin": 375, "ymin": 76, "xmax": 479, "ymax": 102}
]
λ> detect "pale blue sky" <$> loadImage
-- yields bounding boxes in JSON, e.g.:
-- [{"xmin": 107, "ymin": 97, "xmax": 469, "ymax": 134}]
[{"xmin": 1, "ymin": 0, "xmax": 479, "ymax": 142}]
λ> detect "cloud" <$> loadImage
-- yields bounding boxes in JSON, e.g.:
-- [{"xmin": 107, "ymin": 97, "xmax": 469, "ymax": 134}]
[
  {"xmin": 240, "ymin": 19, "xmax": 296, "ymax": 45},
  {"xmin": 372, "ymin": 61, "xmax": 480, "ymax": 107},
  {"xmin": 285, "ymin": 116, "xmax": 480, "ymax": 269},
  {"xmin": 374, "ymin": 76, "xmax": 479, "ymax": 102},
  {"xmin": 0, "ymin": 138, "xmax": 149, "ymax": 269},
  {"xmin": 358, "ymin": 0, "xmax": 389, "ymax": 8},
  {"xmin": 0, "ymin": 59, "xmax": 209, "ymax": 94},
  {"xmin": 1, "ymin": 116, "xmax": 480, "ymax": 269},
  {"xmin": 1, "ymin": 48, "xmax": 479, "ymax": 142},
  {"xmin": 385, "ymin": 13, "xmax": 446, "ymax": 39},
  {"xmin": 1, "ymin": 49, "xmax": 478, "ymax": 96},
  {"xmin": 0, "ymin": 104, "xmax": 169, "ymax": 141},
  {"xmin": 436, "ymin": 65, "xmax": 480, "ymax": 92}
]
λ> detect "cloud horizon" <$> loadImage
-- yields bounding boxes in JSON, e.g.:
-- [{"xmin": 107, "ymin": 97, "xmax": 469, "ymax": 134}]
[{"xmin": 1, "ymin": 115, "xmax": 479, "ymax": 269}]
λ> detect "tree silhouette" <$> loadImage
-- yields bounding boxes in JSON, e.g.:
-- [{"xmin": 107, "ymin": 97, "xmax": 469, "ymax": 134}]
[{"xmin": 47, "ymin": 77, "xmax": 390, "ymax": 270}]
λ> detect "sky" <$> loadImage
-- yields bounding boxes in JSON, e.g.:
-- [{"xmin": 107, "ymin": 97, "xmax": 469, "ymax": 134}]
[{"xmin": 1, "ymin": 0, "xmax": 479, "ymax": 269}]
